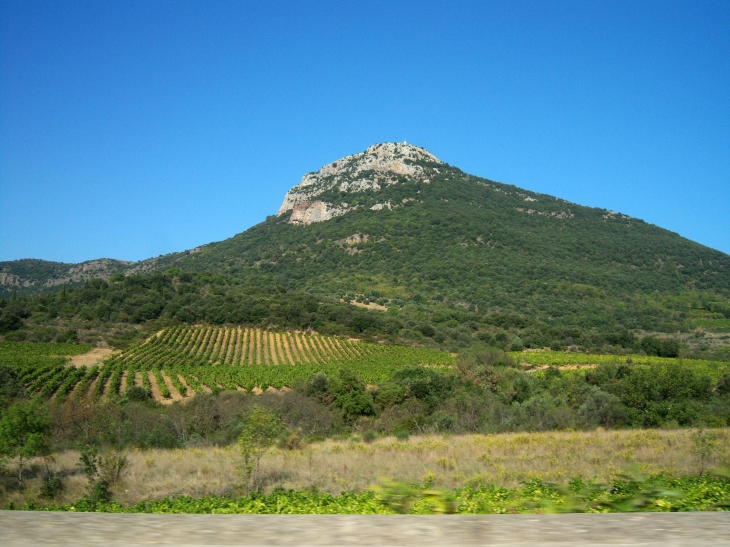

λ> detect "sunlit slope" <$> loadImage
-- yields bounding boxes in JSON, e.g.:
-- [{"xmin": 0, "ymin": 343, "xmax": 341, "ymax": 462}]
[{"xmin": 157, "ymin": 164, "xmax": 730, "ymax": 331}]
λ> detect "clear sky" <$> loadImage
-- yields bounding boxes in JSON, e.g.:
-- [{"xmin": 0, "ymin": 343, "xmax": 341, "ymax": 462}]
[{"xmin": 1, "ymin": 0, "xmax": 728, "ymax": 263}]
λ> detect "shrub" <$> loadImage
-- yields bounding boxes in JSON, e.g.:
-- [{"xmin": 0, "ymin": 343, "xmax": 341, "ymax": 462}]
[
  {"xmin": 39, "ymin": 474, "xmax": 64, "ymax": 499},
  {"xmin": 375, "ymin": 383, "xmax": 405, "ymax": 410},
  {"xmin": 578, "ymin": 386, "xmax": 626, "ymax": 427},
  {"xmin": 0, "ymin": 365, "xmax": 24, "ymax": 401},
  {"xmin": 125, "ymin": 386, "xmax": 150, "ymax": 402},
  {"xmin": 329, "ymin": 369, "xmax": 375, "ymax": 422},
  {"xmin": 362, "ymin": 430, "xmax": 378, "ymax": 444}
]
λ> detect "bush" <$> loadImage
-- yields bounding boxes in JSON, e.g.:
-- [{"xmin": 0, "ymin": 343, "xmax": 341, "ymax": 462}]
[
  {"xmin": 39, "ymin": 474, "xmax": 64, "ymax": 499},
  {"xmin": 395, "ymin": 430, "xmax": 410, "ymax": 441},
  {"xmin": 578, "ymin": 386, "xmax": 626, "ymax": 427},
  {"xmin": 0, "ymin": 365, "xmax": 24, "ymax": 401},
  {"xmin": 640, "ymin": 336, "xmax": 680, "ymax": 358},
  {"xmin": 125, "ymin": 386, "xmax": 150, "ymax": 402},
  {"xmin": 362, "ymin": 430, "xmax": 378, "ymax": 443},
  {"xmin": 329, "ymin": 369, "xmax": 375, "ymax": 422},
  {"xmin": 375, "ymin": 383, "xmax": 405, "ymax": 410}
]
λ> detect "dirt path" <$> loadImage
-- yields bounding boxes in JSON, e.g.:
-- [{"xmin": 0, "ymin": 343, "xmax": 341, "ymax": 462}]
[
  {"xmin": 528, "ymin": 364, "xmax": 599, "ymax": 372},
  {"xmin": 119, "ymin": 371, "xmax": 128, "ymax": 394},
  {"xmin": 246, "ymin": 328, "xmax": 254, "ymax": 365},
  {"xmin": 86, "ymin": 375, "xmax": 102, "ymax": 397},
  {"xmin": 280, "ymin": 332, "xmax": 295, "ymax": 365},
  {"xmin": 303, "ymin": 335, "xmax": 322, "ymax": 363},
  {"xmin": 177, "ymin": 374, "xmax": 195, "ymax": 396},
  {"xmin": 286, "ymin": 332, "xmax": 301, "ymax": 363},
  {"xmin": 148, "ymin": 371, "xmax": 173, "ymax": 404},
  {"xmin": 70, "ymin": 348, "xmax": 116, "ymax": 367},
  {"xmin": 253, "ymin": 329, "xmax": 261, "ymax": 365},
  {"xmin": 225, "ymin": 328, "xmax": 238, "ymax": 364},
  {"xmin": 160, "ymin": 370, "xmax": 183, "ymax": 401},
  {"xmin": 261, "ymin": 331, "xmax": 271, "ymax": 365},
  {"xmin": 296, "ymin": 333, "xmax": 312, "ymax": 363},
  {"xmin": 268, "ymin": 332, "xmax": 279, "ymax": 365}
]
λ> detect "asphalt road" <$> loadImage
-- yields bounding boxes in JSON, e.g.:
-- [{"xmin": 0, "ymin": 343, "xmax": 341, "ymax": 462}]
[{"xmin": 2, "ymin": 511, "xmax": 729, "ymax": 546}]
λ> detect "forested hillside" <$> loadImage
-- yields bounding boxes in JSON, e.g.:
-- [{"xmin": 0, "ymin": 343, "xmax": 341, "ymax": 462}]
[{"xmin": 2, "ymin": 143, "xmax": 729, "ymax": 354}]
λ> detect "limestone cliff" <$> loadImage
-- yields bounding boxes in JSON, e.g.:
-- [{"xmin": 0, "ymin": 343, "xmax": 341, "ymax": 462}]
[{"xmin": 278, "ymin": 142, "xmax": 442, "ymax": 225}]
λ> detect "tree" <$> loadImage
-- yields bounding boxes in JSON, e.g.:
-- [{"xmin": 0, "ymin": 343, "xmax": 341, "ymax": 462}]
[
  {"xmin": 329, "ymin": 369, "xmax": 375, "ymax": 422},
  {"xmin": 237, "ymin": 405, "xmax": 284, "ymax": 494},
  {"xmin": 0, "ymin": 365, "xmax": 24, "ymax": 402},
  {"xmin": 0, "ymin": 399, "xmax": 52, "ymax": 486}
]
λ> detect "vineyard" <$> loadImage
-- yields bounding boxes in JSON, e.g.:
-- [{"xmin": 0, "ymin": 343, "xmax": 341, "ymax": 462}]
[
  {"xmin": 6, "ymin": 338, "xmax": 730, "ymax": 404},
  {"xmin": 2, "ymin": 328, "xmax": 454, "ymax": 403}
]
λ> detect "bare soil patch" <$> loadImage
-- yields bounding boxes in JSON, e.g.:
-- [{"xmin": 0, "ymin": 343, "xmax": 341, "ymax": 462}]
[
  {"xmin": 177, "ymin": 374, "xmax": 195, "ymax": 396},
  {"xmin": 161, "ymin": 370, "xmax": 183, "ymax": 401},
  {"xmin": 148, "ymin": 371, "xmax": 173, "ymax": 405},
  {"xmin": 70, "ymin": 347, "xmax": 115, "ymax": 367},
  {"xmin": 530, "ymin": 364, "xmax": 598, "ymax": 371},
  {"xmin": 344, "ymin": 299, "xmax": 388, "ymax": 311}
]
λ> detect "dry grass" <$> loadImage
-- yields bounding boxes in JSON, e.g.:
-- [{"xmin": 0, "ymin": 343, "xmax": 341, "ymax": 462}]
[{"xmin": 2, "ymin": 428, "xmax": 729, "ymax": 507}]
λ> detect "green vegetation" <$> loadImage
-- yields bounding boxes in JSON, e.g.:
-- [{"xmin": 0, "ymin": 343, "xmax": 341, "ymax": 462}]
[
  {"xmin": 15, "ymin": 473, "xmax": 730, "ymax": 513},
  {"xmin": 2, "ymin": 150, "xmax": 730, "ymax": 514},
  {"xmin": 0, "ymin": 342, "xmax": 91, "ymax": 368},
  {"xmin": 2, "ymin": 162, "xmax": 729, "ymax": 357}
]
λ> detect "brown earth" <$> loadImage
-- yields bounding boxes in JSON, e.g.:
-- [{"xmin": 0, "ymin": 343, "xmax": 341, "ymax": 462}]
[
  {"xmin": 147, "ymin": 371, "xmax": 173, "ymax": 405},
  {"xmin": 530, "ymin": 365, "xmax": 599, "ymax": 371},
  {"xmin": 177, "ymin": 374, "xmax": 195, "ymax": 397},
  {"xmin": 70, "ymin": 348, "xmax": 116, "ymax": 367},
  {"xmin": 160, "ymin": 370, "xmax": 183, "ymax": 401},
  {"xmin": 344, "ymin": 299, "xmax": 388, "ymax": 311}
]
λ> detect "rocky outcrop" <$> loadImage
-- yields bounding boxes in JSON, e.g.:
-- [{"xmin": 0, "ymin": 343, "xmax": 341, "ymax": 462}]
[
  {"xmin": 289, "ymin": 201, "xmax": 351, "ymax": 225},
  {"xmin": 278, "ymin": 142, "xmax": 442, "ymax": 225}
]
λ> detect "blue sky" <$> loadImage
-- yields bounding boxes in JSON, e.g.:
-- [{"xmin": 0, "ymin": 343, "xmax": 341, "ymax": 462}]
[{"xmin": 1, "ymin": 0, "xmax": 728, "ymax": 262}]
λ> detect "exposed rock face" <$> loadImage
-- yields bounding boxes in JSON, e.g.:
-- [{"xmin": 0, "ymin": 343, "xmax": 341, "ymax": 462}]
[
  {"xmin": 278, "ymin": 142, "xmax": 442, "ymax": 225},
  {"xmin": 289, "ymin": 201, "xmax": 351, "ymax": 225}
]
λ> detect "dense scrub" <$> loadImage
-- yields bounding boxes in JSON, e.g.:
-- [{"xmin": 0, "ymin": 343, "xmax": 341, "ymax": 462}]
[{"xmin": 2, "ymin": 270, "xmax": 728, "ymax": 357}]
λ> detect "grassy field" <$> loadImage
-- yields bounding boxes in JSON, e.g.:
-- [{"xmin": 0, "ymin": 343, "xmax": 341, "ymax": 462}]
[{"xmin": 3, "ymin": 428, "xmax": 729, "ymax": 510}]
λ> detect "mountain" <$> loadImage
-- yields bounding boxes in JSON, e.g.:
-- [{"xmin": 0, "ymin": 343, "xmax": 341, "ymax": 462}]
[
  {"xmin": 2, "ymin": 142, "xmax": 729, "ymax": 351},
  {"xmin": 154, "ymin": 142, "xmax": 730, "ymax": 327}
]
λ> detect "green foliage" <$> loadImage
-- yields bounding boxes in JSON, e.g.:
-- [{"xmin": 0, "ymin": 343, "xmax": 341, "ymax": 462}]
[
  {"xmin": 27, "ymin": 473, "xmax": 730, "ymax": 513},
  {"xmin": 39, "ymin": 474, "xmax": 64, "ymax": 499},
  {"xmin": 237, "ymin": 405, "xmax": 285, "ymax": 493},
  {"xmin": 641, "ymin": 336, "xmax": 681, "ymax": 358},
  {"xmin": 691, "ymin": 428, "xmax": 720, "ymax": 476},
  {"xmin": 77, "ymin": 444, "xmax": 128, "ymax": 503},
  {"xmin": 125, "ymin": 386, "xmax": 150, "ymax": 402},
  {"xmin": 328, "ymin": 369, "xmax": 375, "ymax": 422},
  {"xmin": 0, "ymin": 364, "xmax": 24, "ymax": 402},
  {"xmin": 0, "ymin": 399, "xmax": 52, "ymax": 485}
]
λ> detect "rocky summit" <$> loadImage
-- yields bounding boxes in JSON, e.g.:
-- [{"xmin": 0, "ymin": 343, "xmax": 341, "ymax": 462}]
[{"xmin": 277, "ymin": 142, "xmax": 443, "ymax": 225}]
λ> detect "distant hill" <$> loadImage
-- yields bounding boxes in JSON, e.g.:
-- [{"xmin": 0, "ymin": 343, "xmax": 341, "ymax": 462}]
[
  {"xmin": 0, "ymin": 258, "xmax": 134, "ymax": 294},
  {"xmin": 2, "ymin": 143, "xmax": 729, "ymax": 351}
]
